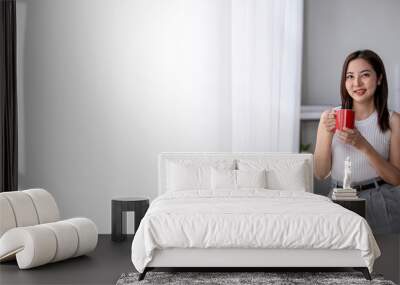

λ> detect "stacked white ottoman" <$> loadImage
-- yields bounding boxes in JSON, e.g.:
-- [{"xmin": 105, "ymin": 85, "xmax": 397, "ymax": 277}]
[{"xmin": 0, "ymin": 189, "xmax": 98, "ymax": 269}]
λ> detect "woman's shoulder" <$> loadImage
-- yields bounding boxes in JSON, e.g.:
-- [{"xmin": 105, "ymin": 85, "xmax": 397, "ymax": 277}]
[{"xmin": 389, "ymin": 111, "xmax": 400, "ymax": 131}]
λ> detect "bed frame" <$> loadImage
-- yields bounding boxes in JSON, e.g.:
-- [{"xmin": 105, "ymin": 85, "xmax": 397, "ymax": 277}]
[
  {"xmin": 140, "ymin": 248, "xmax": 370, "ymax": 280},
  {"xmin": 138, "ymin": 153, "xmax": 372, "ymax": 280}
]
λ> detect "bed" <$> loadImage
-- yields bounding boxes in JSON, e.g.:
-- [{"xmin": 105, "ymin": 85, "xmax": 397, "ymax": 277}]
[{"xmin": 131, "ymin": 152, "xmax": 380, "ymax": 280}]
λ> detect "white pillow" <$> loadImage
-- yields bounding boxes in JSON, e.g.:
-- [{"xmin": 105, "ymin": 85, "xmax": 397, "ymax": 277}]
[
  {"xmin": 167, "ymin": 162, "xmax": 211, "ymax": 191},
  {"xmin": 266, "ymin": 162, "xmax": 307, "ymax": 191},
  {"xmin": 237, "ymin": 159, "xmax": 308, "ymax": 191},
  {"xmin": 211, "ymin": 168, "xmax": 236, "ymax": 190},
  {"xmin": 236, "ymin": 169, "xmax": 267, "ymax": 189}
]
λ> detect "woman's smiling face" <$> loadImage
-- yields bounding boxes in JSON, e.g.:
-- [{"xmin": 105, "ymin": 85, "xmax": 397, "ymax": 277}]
[{"xmin": 345, "ymin": 58, "xmax": 381, "ymax": 104}]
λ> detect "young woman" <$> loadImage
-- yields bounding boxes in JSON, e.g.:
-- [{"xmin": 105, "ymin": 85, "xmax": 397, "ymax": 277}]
[{"xmin": 314, "ymin": 49, "xmax": 400, "ymax": 234}]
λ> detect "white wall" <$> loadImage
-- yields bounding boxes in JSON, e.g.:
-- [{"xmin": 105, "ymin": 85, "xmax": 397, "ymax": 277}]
[
  {"xmin": 17, "ymin": 0, "xmax": 232, "ymax": 233},
  {"xmin": 303, "ymin": 0, "xmax": 400, "ymax": 110}
]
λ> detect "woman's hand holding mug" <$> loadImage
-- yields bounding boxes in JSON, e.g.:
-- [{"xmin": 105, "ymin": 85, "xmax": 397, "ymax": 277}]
[
  {"xmin": 319, "ymin": 108, "xmax": 370, "ymax": 151},
  {"xmin": 337, "ymin": 127, "xmax": 369, "ymax": 151},
  {"xmin": 333, "ymin": 108, "xmax": 368, "ymax": 150},
  {"xmin": 320, "ymin": 109, "xmax": 336, "ymax": 133}
]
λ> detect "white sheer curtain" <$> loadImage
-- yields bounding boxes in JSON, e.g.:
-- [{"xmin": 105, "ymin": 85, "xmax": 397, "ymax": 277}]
[{"xmin": 231, "ymin": 0, "xmax": 303, "ymax": 152}]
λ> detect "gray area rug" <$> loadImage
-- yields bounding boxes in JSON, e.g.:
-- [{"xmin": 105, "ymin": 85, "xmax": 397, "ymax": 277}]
[{"xmin": 116, "ymin": 271, "xmax": 396, "ymax": 285}]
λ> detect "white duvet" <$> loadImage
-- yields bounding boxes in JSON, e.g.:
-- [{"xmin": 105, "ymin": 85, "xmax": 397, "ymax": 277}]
[{"xmin": 131, "ymin": 189, "xmax": 380, "ymax": 273}]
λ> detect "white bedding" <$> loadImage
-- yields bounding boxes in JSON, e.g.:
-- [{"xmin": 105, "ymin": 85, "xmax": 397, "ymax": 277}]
[{"xmin": 131, "ymin": 189, "xmax": 380, "ymax": 273}]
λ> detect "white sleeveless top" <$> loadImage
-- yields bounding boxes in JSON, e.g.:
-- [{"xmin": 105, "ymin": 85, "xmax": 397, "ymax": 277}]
[{"xmin": 331, "ymin": 109, "xmax": 392, "ymax": 183}]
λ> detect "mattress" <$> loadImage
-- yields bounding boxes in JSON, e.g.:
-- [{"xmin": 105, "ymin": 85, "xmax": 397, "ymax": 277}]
[{"xmin": 131, "ymin": 189, "xmax": 380, "ymax": 272}]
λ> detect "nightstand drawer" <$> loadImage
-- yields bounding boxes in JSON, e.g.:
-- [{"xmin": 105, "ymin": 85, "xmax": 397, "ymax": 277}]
[{"xmin": 332, "ymin": 199, "xmax": 366, "ymax": 218}]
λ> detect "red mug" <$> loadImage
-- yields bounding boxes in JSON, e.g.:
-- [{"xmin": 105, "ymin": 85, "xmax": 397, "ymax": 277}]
[{"xmin": 335, "ymin": 109, "xmax": 355, "ymax": 131}]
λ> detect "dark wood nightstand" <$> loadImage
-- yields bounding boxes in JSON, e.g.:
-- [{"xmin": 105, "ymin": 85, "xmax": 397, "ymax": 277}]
[
  {"xmin": 332, "ymin": 198, "xmax": 366, "ymax": 218},
  {"xmin": 111, "ymin": 197, "xmax": 150, "ymax": 241}
]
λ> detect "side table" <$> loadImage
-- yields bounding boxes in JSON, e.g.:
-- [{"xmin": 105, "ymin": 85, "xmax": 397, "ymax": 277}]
[
  {"xmin": 332, "ymin": 198, "xmax": 366, "ymax": 218},
  {"xmin": 111, "ymin": 197, "xmax": 149, "ymax": 242}
]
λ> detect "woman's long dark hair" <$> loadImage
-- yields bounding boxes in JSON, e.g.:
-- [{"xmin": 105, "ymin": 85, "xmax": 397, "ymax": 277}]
[{"xmin": 340, "ymin": 49, "xmax": 390, "ymax": 132}]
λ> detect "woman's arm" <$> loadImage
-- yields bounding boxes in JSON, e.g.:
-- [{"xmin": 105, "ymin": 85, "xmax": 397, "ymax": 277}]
[
  {"xmin": 389, "ymin": 112, "xmax": 400, "ymax": 181},
  {"xmin": 363, "ymin": 112, "xmax": 400, "ymax": 186},
  {"xmin": 339, "ymin": 112, "xmax": 400, "ymax": 186},
  {"xmin": 314, "ymin": 110, "xmax": 336, "ymax": 180}
]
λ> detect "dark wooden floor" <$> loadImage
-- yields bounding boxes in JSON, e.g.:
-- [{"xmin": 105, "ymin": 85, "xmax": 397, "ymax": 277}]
[
  {"xmin": 1, "ymin": 234, "xmax": 398, "ymax": 284},
  {"xmin": 0, "ymin": 235, "xmax": 134, "ymax": 285}
]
